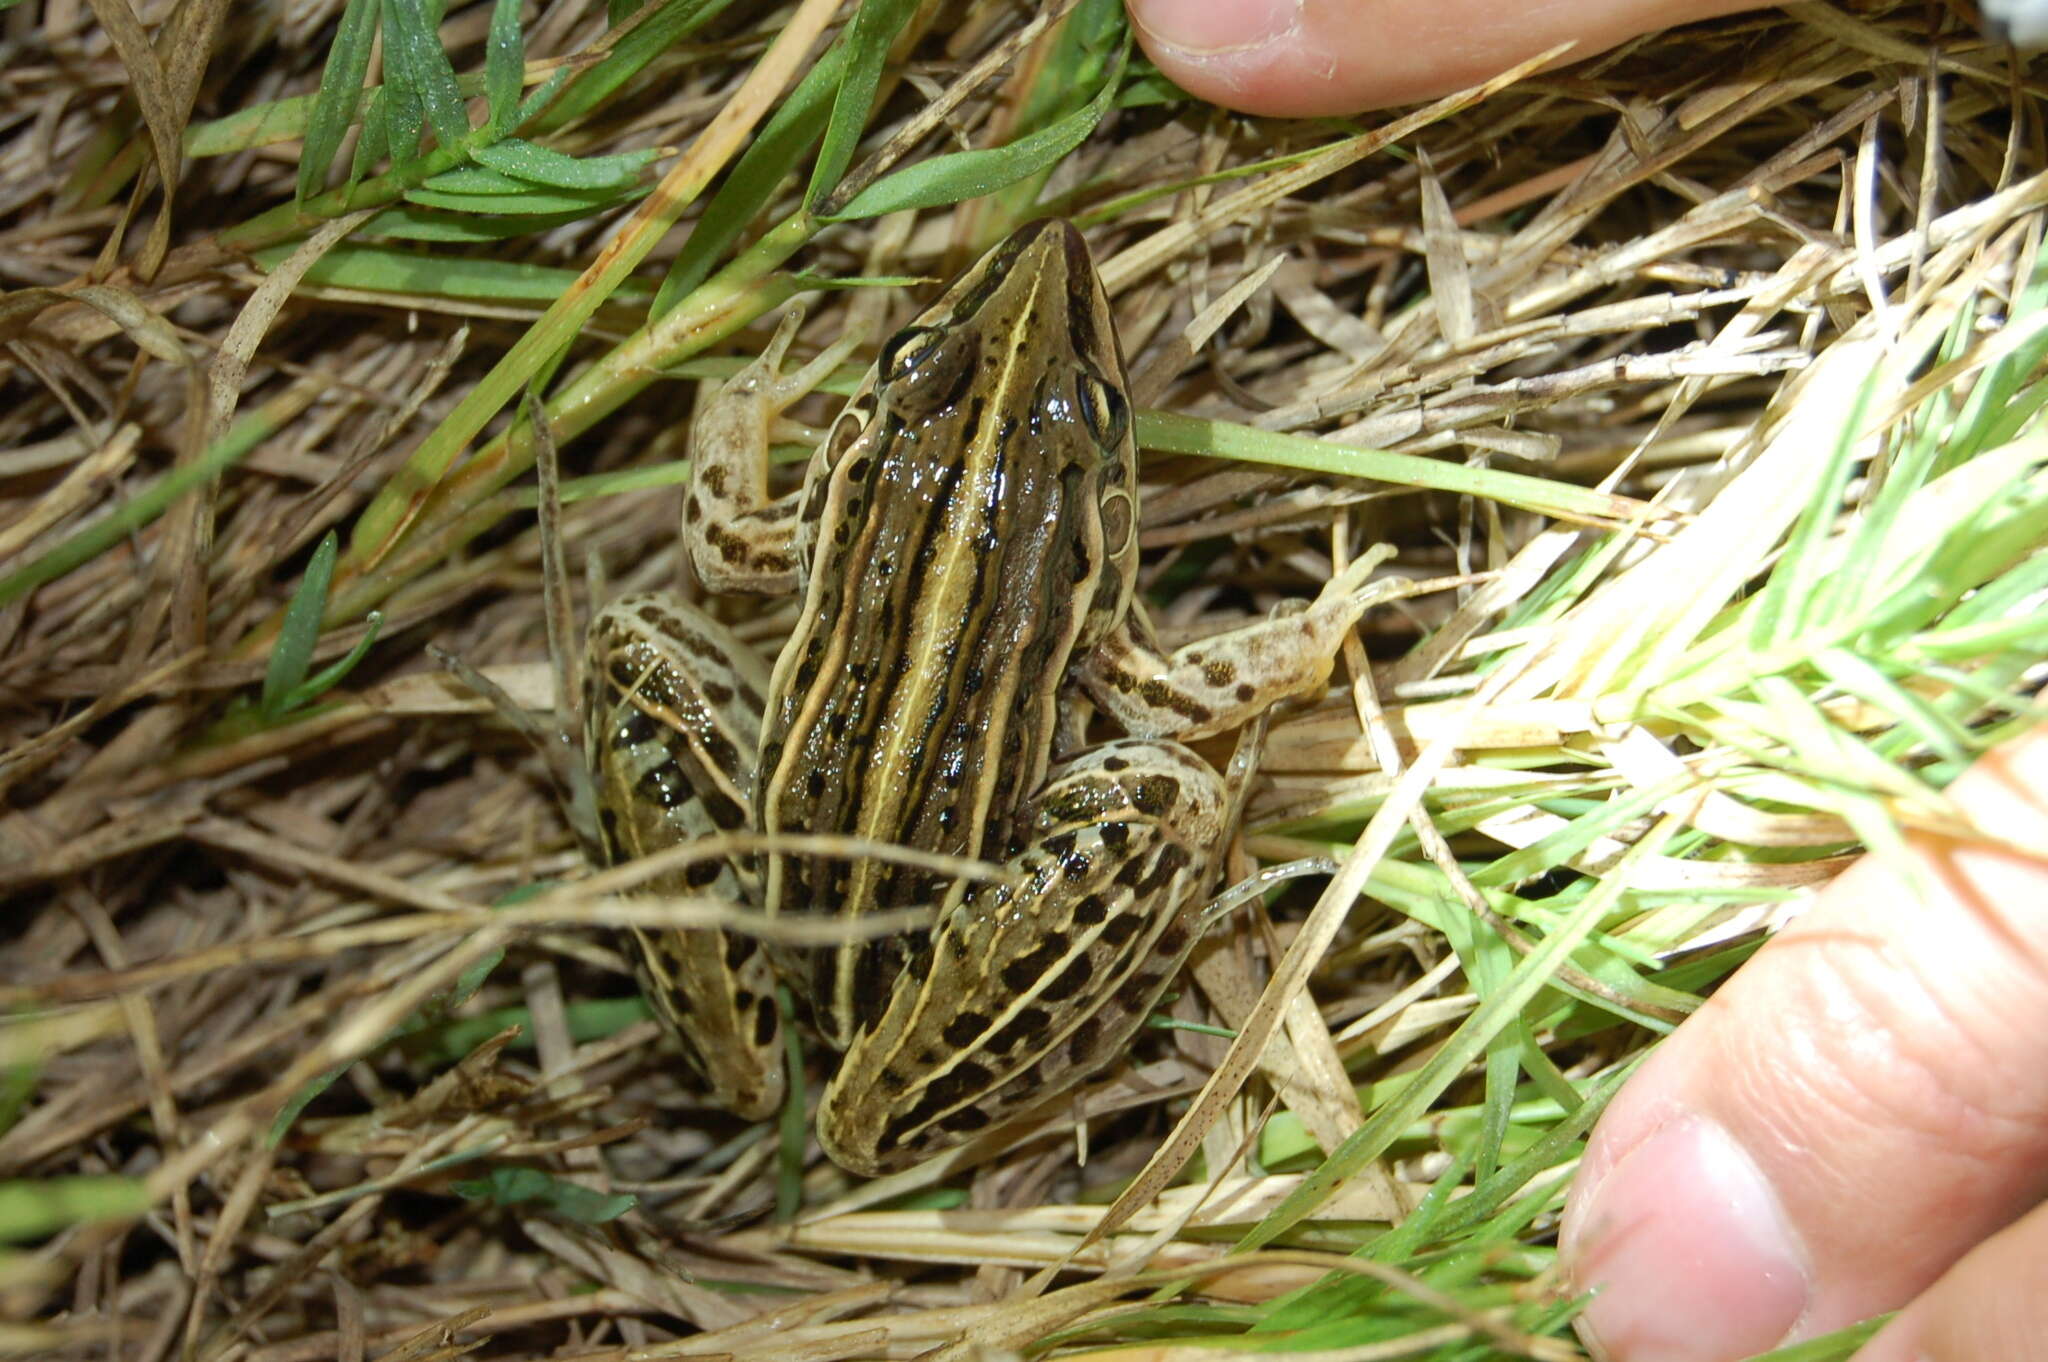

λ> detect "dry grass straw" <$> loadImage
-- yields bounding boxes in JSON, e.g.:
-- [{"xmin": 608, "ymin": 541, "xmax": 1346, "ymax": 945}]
[{"xmin": 1, "ymin": 1, "xmax": 2043, "ymax": 1358}]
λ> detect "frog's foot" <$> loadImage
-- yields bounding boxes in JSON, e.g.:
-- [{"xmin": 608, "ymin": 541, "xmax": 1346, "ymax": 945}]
[
  {"xmin": 758, "ymin": 309, "xmax": 868, "ymax": 446},
  {"xmin": 687, "ymin": 309, "xmax": 864, "ymax": 596},
  {"xmin": 1082, "ymin": 543, "xmax": 1403, "ymax": 741}
]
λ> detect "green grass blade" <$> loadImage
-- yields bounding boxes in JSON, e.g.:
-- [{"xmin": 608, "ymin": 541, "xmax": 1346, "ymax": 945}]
[
  {"xmin": 0, "ymin": 408, "xmax": 274, "ymax": 609},
  {"xmin": 358, "ymin": 203, "xmax": 612, "ymax": 241},
  {"xmin": 470, "ymin": 138, "xmax": 659, "ymax": 190},
  {"xmin": 378, "ymin": 0, "xmax": 429, "ymax": 168},
  {"xmin": 262, "ymin": 531, "xmax": 340, "ymax": 719},
  {"xmin": 451, "ymin": 1167, "xmax": 635, "ymax": 1222},
  {"xmin": 529, "ymin": 0, "xmax": 738, "ymax": 135},
  {"xmin": 403, "ymin": 183, "xmax": 644, "ymax": 215},
  {"xmin": 984, "ymin": 0, "xmax": 1129, "ymax": 226},
  {"xmin": 250, "ymin": 241, "xmax": 652, "ymax": 305},
  {"xmin": 418, "ymin": 163, "xmax": 540, "ymax": 194},
  {"xmin": 280, "ymin": 611, "xmax": 385, "ymax": 714},
  {"xmin": 512, "ymin": 66, "xmax": 572, "ymax": 126},
  {"xmin": 1754, "ymin": 361, "xmax": 1884, "ymax": 648},
  {"xmin": 1142, "ymin": 411, "xmax": 1650, "ymax": 537},
  {"xmin": 1431, "ymin": 1064, "xmax": 1630, "ymax": 1239},
  {"xmin": 653, "ymin": 43, "xmax": 846, "ymax": 313},
  {"xmin": 805, "ymin": 0, "xmax": 920, "ymax": 208},
  {"xmin": 1813, "ymin": 647, "xmax": 1973, "ymax": 763},
  {"xmin": 348, "ymin": 85, "xmax": 391, "ymax": 186},
  {"xmin": 386, "ymin": 0, "xmax": 470, "ymax": 152},
  {"xmin": 829, "ymin": 34, "xmax": 1128, "ymax": 220},
  {"xmin": 776, "ymin": 987, "xmax": 806, "ymax": 1222},
  {"xmin": 0, "ymin": 1177, "xmax": 151, "ymax": 1242},
  {"xmin": 1743, "ymin": 1318, "xmax": 1891, "ymax": 1361},
  {"xmin": 484, "ymin": 0, "xmax": 523, "ymax": 129},
  {"xmin": 1951, "ymin": 259, "xmax": 2048, "ymax": 456},
  {"xmin": 296, "ymin": 0, "xmax": 380, "ymax": 202},
  {"xmin": 188, "ymin": 92, "xmax": 319, "ymax": 157}
]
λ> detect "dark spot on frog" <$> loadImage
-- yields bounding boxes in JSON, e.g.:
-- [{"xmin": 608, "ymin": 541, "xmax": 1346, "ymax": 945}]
[
  {"xmin": 942, "ymin": 1011, "xmax": 989, "ymax": 1047},
  {"xmin": 635, "ymin": 764, "xmax": 687, "ymax": 808},
  {"xmin": 701, "ymin": 731, "xmax": 738, "ymax": 777},
  {"xmin": 1038, "ymin": 953, "xmax": 1092, "ymax": 1003},
  {"xmin": 1131, "ymin": 778, "xmax": 1175, "ymax": 817},
  {"xmin": 706, "ymin": 523, "xmax": 749, "ymax": 564},
  {"xmin": 615, "ymin": 708, "xmax": 660, "ymax": 749},
  {"xmin": 1139, "ymin": 844, "xmax": 1190, "ymax": 896},
  {"xmin": 989, "ymin": 1005, "xmax": 1050, "ymax": 1054},
  {"xmin": 703, "ymin": 792, "xmax": 746, "ymax": 829},
  {"xmin": 939, "ymin": 1106, "xmax": 991, "ymax": 1133},
  {"xmin": 1138, "ymin": 678, "xmax": 1211, "ymax": 726},
  {"xmin": 1001, "ymin": 935, "xmax": 1067, "ymax": 993},
  {"xmin": 1065, "ymin": 1017, "xmax": 1101, "ymax": 1065}
]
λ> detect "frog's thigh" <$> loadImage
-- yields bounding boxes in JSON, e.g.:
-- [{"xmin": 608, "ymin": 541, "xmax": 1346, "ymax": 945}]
[
  {"xmin": 817, "ymin": 739, "xmax": 1227, "ymax": 1175},
  {"xmin": 586, "ymin": 592, "xmax": 786, "ymax": 1120}
]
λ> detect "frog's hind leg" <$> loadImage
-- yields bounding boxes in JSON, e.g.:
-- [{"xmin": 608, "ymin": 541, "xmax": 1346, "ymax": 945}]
[
  {"xmin": 586, "ymin": 592, "xmax": 786, "ymax": 1121},
  {"xmin": 816, "ymin": 739, "xmax": 1228, "ymax": 1175},
  {"xmin": 1080, "ymin": 544, "xmax": 1401, "ymax": 741}
]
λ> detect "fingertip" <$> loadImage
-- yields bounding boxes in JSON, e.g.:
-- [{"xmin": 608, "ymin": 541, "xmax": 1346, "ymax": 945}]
[
  {"xmin": 1563, "ymin": 1097, "xmax": 1811, "ymax": 1361},
  {"xmin": 1126, "ymin": 0, "xmax": 1341, "ymax": 119},
  {"xmin": 1128, "ymin": 0, "xmax": 1770, "ymax": 118},
  {"xmin": 1128, "ymin": 0, "xmax": 1458, "ymax": 118},
  {"xmin": 1129, "ymin": 0, "xmax": 1302, "ymax": 57}
]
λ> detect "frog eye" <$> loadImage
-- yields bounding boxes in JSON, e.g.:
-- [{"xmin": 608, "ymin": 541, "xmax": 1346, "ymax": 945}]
[
  {"xmin": 878, "ymin": 326, "xmax": 943, "ymax": 382},
  {"xmin": 1075, "ymin": 373, "xmax": 1128, "ymax": 447}
]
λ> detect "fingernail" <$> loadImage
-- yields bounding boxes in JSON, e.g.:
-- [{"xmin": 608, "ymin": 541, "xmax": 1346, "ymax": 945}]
[
  {"xmin": 1130, "ymin": 0, "xmax": 1301, "ymax": 54},
  {"xmin": 1565, "ymin": 1116, "xmax": 1812, "ymax": 1362}
]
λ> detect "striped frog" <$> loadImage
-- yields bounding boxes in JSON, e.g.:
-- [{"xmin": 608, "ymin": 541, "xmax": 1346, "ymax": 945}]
[{"xmin": 587, "ymin": 220, "xmax": 1385, "ymax": 1175}]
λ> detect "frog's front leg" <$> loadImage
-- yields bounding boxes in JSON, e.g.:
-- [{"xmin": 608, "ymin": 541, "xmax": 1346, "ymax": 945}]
[
  {"xmin": 815, "ymin": 739, "xmax": 1228, "ymax": 1176},
  {"xmin": 1081, "ymin": 545, "xmax": 1401, "ymax": 741},
  {"xmin": 586, "ymin": 594, "xmax": 786, "ymax": 1120},
  {"xmin": 686, "ymin": 310, "xmax": 862, "ymax": 595}
]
